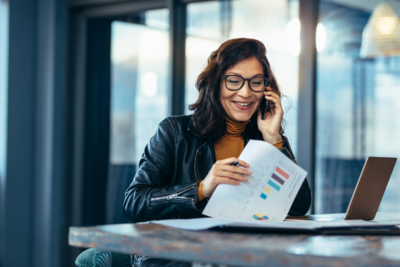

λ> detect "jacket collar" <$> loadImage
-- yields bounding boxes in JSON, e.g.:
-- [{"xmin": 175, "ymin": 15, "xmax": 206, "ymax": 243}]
[{"xmin": 187, "ymin": 115, "xmax": 201, "ymax": 138}]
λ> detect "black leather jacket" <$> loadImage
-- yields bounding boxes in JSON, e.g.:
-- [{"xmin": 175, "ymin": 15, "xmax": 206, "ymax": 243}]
[{"xmin": 124, "ymin": 115, "xmax": 311, "ymax": 223}]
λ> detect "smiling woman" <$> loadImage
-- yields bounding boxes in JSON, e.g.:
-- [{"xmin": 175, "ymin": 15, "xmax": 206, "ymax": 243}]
[
  {"xmin": 124, "ymin": 38, "xmax": 311, "ymax": 266},
  {"xmin": 124, "ymin": 37, "xmax": 310, "ymax": 221},
  {"xmin": 188, "ymin": 39, "xmax": 295, "ymax": 199}
]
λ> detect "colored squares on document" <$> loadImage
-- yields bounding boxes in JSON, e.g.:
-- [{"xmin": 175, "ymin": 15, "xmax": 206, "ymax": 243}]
[
  {"xmin": 268, "ymin": 180, "xmax": 280, "ymax": 191},
  {"xmin": 268, "ymin": 166, "xmax": 290, "ymax": 191},
  {"xmin": 276, "ymin": 166, "xmax": 290, "ymax": 179},
  {"xmin": 253, "ymin": 213, "xmax": 269, "ymax": 220},
  {"xmin": 260, "ymin": 186, "xmax": 272, "ymax": 200},
  {"xmin": 264, "ymin": 186, "xmax": 271, "ymax": 194},
  {"xmin": 259, "ymin": 166, "xmax": 290, "ymax": 200}
]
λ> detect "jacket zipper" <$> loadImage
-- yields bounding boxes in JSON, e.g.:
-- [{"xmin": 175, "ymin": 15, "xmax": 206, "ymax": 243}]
[
  {"xmin": 151, "ymin": 185, "xmax": 196, "ymax": 202},
  {"xmin": 194, "ymin": 142, "xmax": 208, "ymax": 183}
]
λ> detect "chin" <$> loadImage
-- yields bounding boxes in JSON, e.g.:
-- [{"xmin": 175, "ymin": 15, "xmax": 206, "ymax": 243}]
[{"xmin": 230, "ymin": 113, "xmax": 253, "ymax": 122}]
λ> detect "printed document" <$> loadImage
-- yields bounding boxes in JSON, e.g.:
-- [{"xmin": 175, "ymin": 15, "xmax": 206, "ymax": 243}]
[{"xmin": 203, "ymin": 140, "xmax": 307, "ymax": 222}]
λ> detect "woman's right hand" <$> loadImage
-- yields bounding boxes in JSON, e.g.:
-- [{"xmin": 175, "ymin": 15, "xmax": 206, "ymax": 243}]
[{"xmin": 201, "ymin": 157, "xmax": 251, "ymax": 198}]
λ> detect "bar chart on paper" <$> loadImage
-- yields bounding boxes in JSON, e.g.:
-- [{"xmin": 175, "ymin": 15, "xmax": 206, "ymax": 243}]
[
  {"xmin": 259, "ymin": 166, "xmax": 290, "ymax": 200},
  {"xmin": 203, "ymin": 140, "xmax": 308, "ymax": 222}
]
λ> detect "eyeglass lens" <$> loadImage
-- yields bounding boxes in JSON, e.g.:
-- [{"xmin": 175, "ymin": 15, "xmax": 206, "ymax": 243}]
[{"xmin": 225, "ymin": 76, "xmax": 266, "ymax": 91}]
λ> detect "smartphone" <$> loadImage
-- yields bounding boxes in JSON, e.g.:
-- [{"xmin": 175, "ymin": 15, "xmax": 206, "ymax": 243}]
[{"xmin": 260, "ymin": 89, "xmax": 269, "ymax": 120}]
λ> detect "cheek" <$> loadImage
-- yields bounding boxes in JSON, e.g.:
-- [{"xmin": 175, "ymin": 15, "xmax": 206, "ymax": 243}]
[
  {"xmin": 256, "ymin": 92, "xmax": 264, "ymax": 101},
  {"xmin": 219, "ymin": 87, "xmax": 229, "ymax": 112},
  {"xmin": 254, "ymin": 93, "xmax": 264, "ymax": 107},
  {"xmin": 220, "ymin": 86, "xmax": 234, "ymax": 100},
  {"xmin": 219, "ymin": 84, "xmax": 225, "ymax": 99},
  {"xmin": 256, "ymin": 94, "xmax": 265, "ymax": 109}
]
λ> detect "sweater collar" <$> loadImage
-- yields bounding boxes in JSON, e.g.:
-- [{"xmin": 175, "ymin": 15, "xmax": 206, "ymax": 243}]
[
  {"xmin": 225, "ymin": 117, "xmax": 248, "ymax": 137},
  {"xmin": 187, "ymin": 115, "xmax": 249, "ymax": 138}
]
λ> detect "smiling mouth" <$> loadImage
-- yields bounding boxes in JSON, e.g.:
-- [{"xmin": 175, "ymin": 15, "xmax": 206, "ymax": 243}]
[{"xmin": 233, "ymin": 101, "xmax": 253, "ymax": 107}]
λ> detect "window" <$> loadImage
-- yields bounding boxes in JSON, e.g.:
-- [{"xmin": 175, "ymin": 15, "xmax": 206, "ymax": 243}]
[
  {"xmin": 0, "ymin": 0, "xmax": 8, "ymax": 181},
  {"xmin": 110, "ymin": 9, "xmax": 169, "ymax": 166},
  {"xmin": 185, "ymin": 0, "xmax": 300, "ymax": 157},
  {"xmin": 107, "ymin": 9, "xmax": 169, "ymax": 223},
  {"xmin": 316, "ymin": 0, "xmax": 400, "ymax": 213}
]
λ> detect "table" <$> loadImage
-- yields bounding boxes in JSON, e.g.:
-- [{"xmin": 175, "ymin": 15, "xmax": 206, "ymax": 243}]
[{"xmin": 69, "ymin": 212, "xmax": 400, "ymax": 267}]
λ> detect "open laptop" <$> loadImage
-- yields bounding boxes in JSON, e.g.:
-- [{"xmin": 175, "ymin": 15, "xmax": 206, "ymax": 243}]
[{"xmin": 288, "ymin": 157, "xmax": 397, "ymax": 222}]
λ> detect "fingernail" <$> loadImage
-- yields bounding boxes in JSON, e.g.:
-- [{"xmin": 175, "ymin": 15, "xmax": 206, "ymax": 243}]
[
  {"xmin": 245, "ymin": 177, "xmax": 248, "ymax": 181},
  {"xmin": 247, "ymin": 170, "xmax": 252, "ymax": 174}
]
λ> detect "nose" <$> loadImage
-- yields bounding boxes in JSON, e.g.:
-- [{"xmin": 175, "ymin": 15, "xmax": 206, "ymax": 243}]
[{"xmin": 237, "ymin": 80, "xmax": 253, "ymax": 98}]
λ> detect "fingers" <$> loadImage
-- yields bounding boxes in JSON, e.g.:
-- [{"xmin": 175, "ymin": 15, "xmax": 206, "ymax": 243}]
[
  {"xmin": 265, "ymin": 95, "xmax": 282, "ymax": 112},
  {"xmin": 264, "ymin": 87, "xmax": 281, "ymax": 100},
  {"xmin": 202, "ymin": 158, "xmax": 251, "ymax": 197},
  {"xmin": 215, "ymin": 164, "xmax": 251, "ymax": 175},
  {"xmin": 216, "ymin": 157, "xmax": 249, "ymax": 168},
  {"xmin": 214, "ymin": 159, "xmax": 251, "ymax": 175},
  {"xmin": 213, "ymin": 170, "xmax": 249, "ymax": 182},
  {"xmin": 212, "ymin": 157, "xmax": 252, "ymax": 185},
  {"xmin": 263, "ymin": 91, "xmax": 280, "ymax": 102},
  {"xmin": 265, "ymin": 86, "xmax": 280, "ymax": 95},
  {"xmin": 263, "ymin": 88, "xmax": 283, "ymax": 115}
]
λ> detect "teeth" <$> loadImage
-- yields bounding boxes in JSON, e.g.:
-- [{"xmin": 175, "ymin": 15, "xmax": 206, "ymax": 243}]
[{"xmin": 235, "ymin": 102, "xmax": 251, "ymax": 107}]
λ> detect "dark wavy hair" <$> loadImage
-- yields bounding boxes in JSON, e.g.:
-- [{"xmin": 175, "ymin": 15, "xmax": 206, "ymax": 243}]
[{"xmin": 189, "ymin": 38, "xmax": 283, "ymax": 141}]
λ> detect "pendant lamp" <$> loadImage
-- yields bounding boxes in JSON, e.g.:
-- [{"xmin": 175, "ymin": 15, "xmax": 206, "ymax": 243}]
[{"xmin": 360, "ymin": 3, "xmax": 400, "ymax": 58}]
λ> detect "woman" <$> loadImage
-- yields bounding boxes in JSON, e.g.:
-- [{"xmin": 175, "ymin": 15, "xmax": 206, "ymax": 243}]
[{"xmin": 124, "ymin": 38, "xmax": 311, "ymax": 225}]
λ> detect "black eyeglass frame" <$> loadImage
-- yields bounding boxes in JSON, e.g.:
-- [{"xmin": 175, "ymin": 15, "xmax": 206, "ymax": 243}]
[{"xmin": 222, "ymin": 75, "xmax": 270, "ymax": 92}]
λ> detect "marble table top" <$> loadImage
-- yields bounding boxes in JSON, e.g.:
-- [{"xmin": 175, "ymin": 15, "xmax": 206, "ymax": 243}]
[{"xmin": 69, "ymin": 212, "xmax": 400, "ymax": 267}]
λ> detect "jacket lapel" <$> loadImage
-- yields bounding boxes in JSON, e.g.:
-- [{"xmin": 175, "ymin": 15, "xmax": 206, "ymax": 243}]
[
  {"xmin": 187, "ymin": 116, "xmax": 216, "ymax": 182},
  {"xmin": 195, "ymin": 141, "xmax": 215, "ymax": 182}
]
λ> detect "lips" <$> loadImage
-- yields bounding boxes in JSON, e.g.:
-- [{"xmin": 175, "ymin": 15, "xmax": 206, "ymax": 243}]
[
  {"xmin": 233, "ymin": 101, "xmax": 254, "ymax": 110},
  {"xmin": 234, "ymin": 101, "xmax": 252, "ymax": 106}
]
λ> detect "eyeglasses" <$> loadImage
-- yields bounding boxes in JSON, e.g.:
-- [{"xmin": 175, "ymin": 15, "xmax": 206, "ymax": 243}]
[{"xmin": 222, "ymin": 75, "xmax": 269, "ymax": 92}]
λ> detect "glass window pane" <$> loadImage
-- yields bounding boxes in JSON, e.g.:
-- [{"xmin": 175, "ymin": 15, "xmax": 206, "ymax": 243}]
[
  {"xmin": 316, "ymin": 1, "xmax": 400, "ymax": 213},
  {"xmin": 108, "ymin": 10, "xmax": 169, "ymax": 223},
  {"xmin": 145, "ymin": 9, "xmax": 169, "ymax": 30},
  {"xmin": 185, "ymin": 0, "xmax": 300, "ymax": 157},
  {"xmin": 110, "ymin": 11, "xmax": 169, "ymax": 166},
  {"xmin": 0, "ymin": 1, "xmax": 8, "ymax": 180}
]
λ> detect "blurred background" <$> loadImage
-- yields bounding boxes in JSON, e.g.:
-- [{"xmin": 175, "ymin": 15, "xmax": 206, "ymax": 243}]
[{"xmin": 1, "ymin": 0, "xmax": 400, "ymax": 266}]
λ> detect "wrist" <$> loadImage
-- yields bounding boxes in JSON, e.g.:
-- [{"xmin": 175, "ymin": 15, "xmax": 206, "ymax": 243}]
[
  {"xmin": 197, "ymin": 181, "xmax": 207, "ymax": 201},
  {"xmin": 262, "ymin": 133, "xmax": 282, "ymax": 144}
]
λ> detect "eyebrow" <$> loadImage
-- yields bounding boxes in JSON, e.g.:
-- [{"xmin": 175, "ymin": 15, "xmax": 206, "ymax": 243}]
[{"xmin": 226, "ymin": 72, "xmax": 264, "ymax": 78}]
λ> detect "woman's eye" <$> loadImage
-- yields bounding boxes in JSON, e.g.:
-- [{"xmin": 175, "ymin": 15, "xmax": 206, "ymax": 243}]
[
  {"xmin": 251, "ymin": 82, "xmax": 262, "ymax": 86},
  {"xmin": 228, "ymin": 80, "xmax": 240, "ymax": 84}
]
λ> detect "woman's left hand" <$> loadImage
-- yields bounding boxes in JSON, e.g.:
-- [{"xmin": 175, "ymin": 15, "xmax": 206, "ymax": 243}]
[{"xmin": 257, "ymin": 86, "xmax": 283, "ymax": 144}]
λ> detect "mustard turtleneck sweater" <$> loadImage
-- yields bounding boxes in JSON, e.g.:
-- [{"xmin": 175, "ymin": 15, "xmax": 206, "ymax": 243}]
[{"xmin": 197, "ymin": 117, "xmax": 283, "ymax": 201}]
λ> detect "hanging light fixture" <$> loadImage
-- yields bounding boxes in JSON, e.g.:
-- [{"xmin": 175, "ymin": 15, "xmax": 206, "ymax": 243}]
[{"xmin": 360, "ymin": 3, "xmax": 400, "ymax": 58}]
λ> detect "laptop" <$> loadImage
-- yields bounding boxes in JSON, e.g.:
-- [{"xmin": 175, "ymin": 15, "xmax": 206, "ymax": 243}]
[{"xmin": 287, "ymin": 157, "xmax": 397, "ymax": 222}]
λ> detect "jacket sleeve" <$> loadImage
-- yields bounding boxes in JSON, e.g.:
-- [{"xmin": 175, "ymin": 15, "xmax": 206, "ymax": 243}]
[
  {"xmin": 280, "ymin": 136, "xmax": 312, "ymax": 216},
  {"xmin": 123, "ymin": 118, "xmax": 203, "ymax": 223}
]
